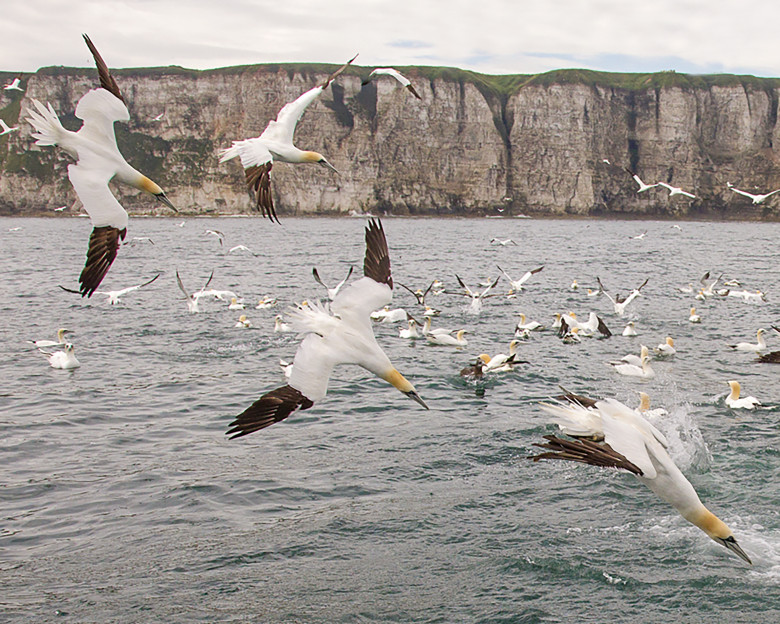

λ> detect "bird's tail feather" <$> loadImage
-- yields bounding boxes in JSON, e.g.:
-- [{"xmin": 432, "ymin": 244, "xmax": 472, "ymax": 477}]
[
  {"xmin": 26, "ymin": 99, "xmax": 66, "ymax": 146},
  {"xmin": 287, "ymin": 300, "xmax": 339, "ymax": 335}
]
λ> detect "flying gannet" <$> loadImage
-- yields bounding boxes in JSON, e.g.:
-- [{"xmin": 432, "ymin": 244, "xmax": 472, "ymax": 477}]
[
  {"xmin": 176, "ymin": 270, "xmax": 214, "ymax": 313},
  {"xmin": 219, "ymin": 55, "xmax": 357, "ymax": 222},
  {"xmin": 658, "ymin": 181, "xmax": 696, "ymax": 199},
  {"xmin": 362, "ymin": 68, "xmax": 422, "ymax": 99},
  {"xmin": 226, "ymin": 219, "xmax": 428, "ymax": 437},
  {"xmin": 25, "ymin": 34, "xmax": 175, "ymax": 297},
  {"xmin": 727, "ymin": 182, "xmax": 780, "ymax": 204},
  {"xmin": 530, "ymin": 396, "xmax": 751, "ymax": 564},
  {"xmin": 623, "ymin": 168, "xmax": 658, "ymax": 193},
  {"xmin": 0, "ymin": 119, "xmax": 17, "ymax": 136}
]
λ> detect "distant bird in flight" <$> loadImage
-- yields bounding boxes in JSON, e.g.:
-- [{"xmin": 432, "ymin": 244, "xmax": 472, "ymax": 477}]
[
  {"xmin": 0, "ymin": 119, "xmax": 17, "ymax": 135},
  {"xmin": 4, "ymin": 77, "xmax": 23, "ymax": 91},
  {"xmin": 219, "ymin": 54, "xmax": 357, "ymax": 223},
  {"xmin": 726, "ymin": 182, "xmax": 780, "ymax": 204},
  {"xmin": 361, "ymin": 68, "xmax": 422, "ymax": 99},
  {"xmin": 490, "ymin": 238, "xmax": 518, "ymax": 246},
  {"xmin": 658, "ymin": 181, "xmax": 696, "ymax": 199},
  {"xmin": 227, "ymin": 219, "xmax": 428, "ymax": 438},
  {"xmin": 25, "ymin": 34, "xmax": 175, "ymax": 297},
  {"xmin": 624, "ymin": 168, "xmax": 658, "ymax": 193}
]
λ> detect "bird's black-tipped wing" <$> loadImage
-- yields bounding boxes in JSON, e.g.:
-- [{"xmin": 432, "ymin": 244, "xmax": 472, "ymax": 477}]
[
  {"xmin": 79, "ymin": 226, "xmax": 126, "ymax": 297},
  {"xmin": 82, "ymin": 34, "xmax": 124, "ymax": 103},
  {"xmin": 320, "ymin": 54, "xmax": 359, "ymax": 89},
  {"xmin": 529, "ymin": 434, "xmax": 643, "ymax": 475},
  {"xmin": 244, "ymin": 163, "xmax": 278, "ymax": 223},
  {"xmin": 363, "ymin": 219, "xmax": 392, "ymax": 288},
  {"xmin": 406, "ymin": 84, "xmax": 422, "ymax": 100},
  {"xmin": 227, "ymin": 385, "xmax": 314, "ymax": 438}
]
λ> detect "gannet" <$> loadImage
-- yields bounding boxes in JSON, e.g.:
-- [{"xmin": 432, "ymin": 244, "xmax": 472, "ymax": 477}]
[
  {"xmin": 422, "ymin": 305, "xmax": 440, "ymax": 317},
  {"xmin": 597, "ymin": 277, "xmax": 648, "ymax": 316},
  {"xmin": 676, "ymin": 283, "xmax": 694, "ymax": 293},
  {"xmin": 728, "ymin": 329, "xmax": 766, "ymax": 353},
  {"xmin": 622, "ymin": 321, "xmax": 638, "ymax": 337},
  {"xmin": 196, "ymin": 288, "xmax": 238, "ymax": 303},
  {"xmin": 490, "ymin": 238, "xmax": 518, "ymax": 246},
  {"xmin": 530, "ymin": 397, "xmax": 751, "ymax": 564},
  {"xmin": 574, "ymin": 312, "xmax": 612, "ymax": 338},
  {"xmin": 313, "ymin": 266, "xmax": 353, "ymax": 301},
  {"xmin": 427, "ymin": 329, "xmax": 468, "ymax": 347},
  {"xmin": 636, "ymin": 392, "xmax": 668, "ymax": 419},
  {"xmin": 227, "ymin": 220, "xmax": 428, "ymax": 437},
  {"xmin": 398, "ymin": 318, "xmax": 420, "ymax": 339},
  {"xmin": 370, "ymin": 306, "xmax": 407, "ymax": 323},
  {"xmin": 54, "ymin": 205, "xmax": 68, "ymax": 212},
  {"xmin": 203, "ymin": 229, "xmax": 225, "ymax": 246},
  {"xmin": 421, "ymin": 316, "xmax": 454, "ymax": 337},
  {"xmin": 4, "ymin": 77, "xmax": 23, "ymax": 91},
  {"xmin": 630, "ymin": 231, "xmax": 648, "ymax": 240},
  {"xmin": 624, "ymin": 167, "xmax": 659, "ymax": 193},
  {"xmin": 176, "ymin": 270, "xmax": 214, "ymax": 313},
  {"xmin": 256, "ymin": 296, "xmax": 277, "ymax": 309},
  {"xmin": 689, "ymin": 307, "xmax": 701, "ymax": 323},
  {"xmin": 30, "ymin": 328, "xmax": 71, "ymax": 349},
  {"xmin": 361, "ymin": 68, "xmax": 422, "ymax": 99},
  {"xmin": 725, "ymin": 381, "xmax": 761, "ymax": 409},
  {"xmin": 570, "ymin": 279, "xmax": 579, "ymax": 290},
  {"xmin": 234, "ymin": 314, "xmax": 252, "ymax": 328},
  {"xmin": 25, "ymin": 34, "xmax": 175, "ymax": 297},
  {"xmin": 274, "ymin": 315, "xmax": 292, "ymax": 333},
  {"xmin": 228, "ymin": 297, "xmax": 245, "ymax": 310},
  {"xmin": 0, "ymin": 119, "xmax": 17, "ymax": 136},
  {"xmin": 515, "ymin": 314, "xmax": 544, "ymax": 332},
  {"xmin": 459, "ymin": 355, "xmax": 491, "ymax": 379},
  {"xmin": 219, "ymin": 55, "xmax": 356, "ymax": 223},
  {"xmin": 228, "ymin": 244, "xmax": 256, "ymax": 255},
  {"xmin": 587, "ymin": 288, "xmax": 601, "ymax": 298},
  {"xmin": 43, "ymin": 343, "xmax": 81, "ymax": 369},
  {"xmin": 699, "ymin": 271, "xmax": 722, "ymax": 297},
  {"xmin": 484, "ymin": 340, "xmax": 525, "ymax": 372},
  {"xmin": 515, "ymin": 328, "xmax": 531, "ymax": 340},
  {"xmin": 151, "ymin": 111, "xmax": 164, "ymax": 122},
  {"xmin": 658, "ymin": 181, "xmax": 696, "ymax": 199},
  {"xmin": 654, "ymin": 336, "xmax": 676, "ymax": 356},
  {"xmin": 398, "ymin": 280, "xmax": 435, "ymax": 306},
  {"xmin": 551, "ymin": 313, "xmax": 563, "ymax": 330},
  {"xmin": 85, "ymin": 273, "xmax": 160, "ymax": 305},
  {"xmin": 728, "ymin": 289, "xmax": 767, "ymax": 303},
  {"xmin": 123, "ymin": 236, "xmax": 154, "ymax": 246},
  {"xmin": 561, "ymin": 326, "xmax": 581, "ymax": 344},
  {"xmin": 609, "ymin": 345, "xmax": 654, "ymax": 378},
  {"xmin": 447, "ymin": 274, "xmax": 501, "ymax": 314},
  {"xmin": 727, "ymin": 183, "xmax": 780, "ymax": 204},
  {"xmin": 497, "ymin": 265, "xmax": 544, "ymax": 292}
]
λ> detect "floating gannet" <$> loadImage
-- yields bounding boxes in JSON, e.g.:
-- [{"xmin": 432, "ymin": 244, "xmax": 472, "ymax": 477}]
[
  {"xmin": 4, "ymin": 77, "xmax": 23, "ymax": 91},
  {"xmin": 597, "ymin": 277, "xmax": 648, "ymax": 316},
  {"xmin": 624, "ymin": 167, "xmax": 658, "ymax": 193},
  {"xmin": 576, "ymin": 312, "xmax": 612, "ymax": 338},
  {"xmin": 176, "ymin": 270, "xmax": 214, "ymax": 313},
  {"xmin": 30, "ymin": 328, "xmax": 71, "ymax": 349},
  {"xmin": 203, "ymin": 229, "xmax": 225, "ymax": 246},
  {"xmin": 234, "ymin": 314, "xmax": 252, "ymax": 328},
  {"xmin": 727, "ymin": 183, "xmax": 780, "ymax": 204},
  {"xmin": 427, "ymin": 329, "xmax": 468, "ymax": 347},
  {"xmin": 484, "ymin": 340, "xmax": 525, "ymax": 372},
  {"xmin": 25, "ymin": 35, "xmax": 175, "ymax": 297},
  {"xmin": 370, "ymin": 306, "xmax": 408, "ymax": 323},
  {"xmin": 90, "ymin": 273, "xmax": 160, "ymax": 305},
  {"xmin": 636, "ymin": 392, "xmax": 668, "ymax": 419},
  {"xmin": 689, "ymin": 307, "xmax": 701, "ymax": 323},
  {"xmin": 570, "ymin": 279, "xmax": 579, "ymax": 290},
  {"xmin": 490, "ymin": 238, "xmax": 518, "ymax": 246},
  {"xmin": 362, "ymin": 68, "xmax": 422, "ymax": 99},
  {"xmin": 561, "ymin": 326, "xmax": 581, "ymax": 344},
  {"xmin": 219, "ymin": 55, "xmax": 356, "ymax": 223},
  {"xmin": 422, "ymin": 305, "xmax": 440, "ymax": 317},
  {"xmin": 727, "ymin": 289, "xmax": 767, "ymax": 303},
  {"xmin": 676, "ymin": 283, "xmax": 694, "ymax": 293},
  {"xmin": 43, "ymin": 343, "xmax": 81, "ymax": 369},
  {"xmin": 226, "ymin": 220, "xmax": 427, "ymax": 437},
  {"xmin": 497, "ymin": 265, "xmax": 544, "ymax": 292},
  {"xmin": 609, "ymin": 345, "xmax": 654, "ymax": 378},
  {"xmin": 551, "ymin": 313, "xmax": 563, "ymax": 330},
  {"xmin": 725, "ymin": 381, "xmax": 761, "ymax": 409},
  {"xmin": 728, "ymin": 328, "xmax": 766, "ymax": 353},
  {"xmin": 587, "ymin": 287, "xmax": 601, "ymax": 298},
  {"xmin": 530, "ymin": 397, "xmax": 751, "ymax": 564},
  {"xmin": 0, "ymin": 119, "xmax": 17, "ymax": 136},
  {"xmin": 421, "ymin": 316, "xmax": 454, "ymax": 337},
  {"xmin": 515, "ymin": 313, "xmax": 544, "ymax": 332},
  {"xmin": 313, "ymin": 266, "xmax": 353, "ymax": 301},
  {"xmin": 228, "ymin": 297, "xmax": 245, "ymax": 310},
  {"xmin": 658, "ymin": 181, "xmax": 696, "ymax": 199},
  {"xmin": 654, "ymin": 336, "xmax": 676, "ymax": 356},
  {"xmin": 274, "ymin": 314, "xmax": 292, "ymax": 333},
  {"xmin": 398, "ymin": 318, "xmax": 420, "ymax": 339},
  {"xmin": 196, "ymin": 288, "xmax": 238, "ymax": 303},
  {"xmin": 622, "ymin": 321, "xmax": 638, "ymax": 337},
  {"xmin": 256, "ymin": 296, "xmax": 277, "ymax": 309}
]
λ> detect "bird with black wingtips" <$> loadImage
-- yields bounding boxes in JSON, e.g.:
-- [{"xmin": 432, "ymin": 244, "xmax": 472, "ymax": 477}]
[
  {"xmin": 361, "ymin": 67, "xmax": 422, "ymax": 99},
  {"xmin": 219, "ymin": 55, "xmax": 357, "ymax": 223},
  {"xmin": 227, "ymin": 219, "xmax": 427, "ymax": 438},
  {"xmin": 25, "ymin": 34, "xmax": 175, "ymax": 297}
]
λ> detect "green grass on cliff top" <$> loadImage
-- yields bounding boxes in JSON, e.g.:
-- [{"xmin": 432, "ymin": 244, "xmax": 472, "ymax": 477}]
[{"xmin": 33, "ymin": 63, "xmax": 780, "ymax": 99}]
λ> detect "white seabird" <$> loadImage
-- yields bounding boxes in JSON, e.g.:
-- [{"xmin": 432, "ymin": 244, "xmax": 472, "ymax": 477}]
[
  {"xmin": 658, "ymin": 181, "xmax": 696, "ymax": 199},
  {"xmin": 219, "ymin": 55, "xmax": 356, "ymax": 222},
  {"xmin": 654, "ymin": 336, "xmax": 676, "ymax": 356},
  {"xmin": 609, "ymin": 345, "xmax": 655, "ymax": 378},
  {"xmin": 531, "ymin": 397, "xmax": 751, "ymax": 564},
  {"xmin": 689, "ymin": 307, "xmax": 701, "ymax": 323},
  {"xmin": 30, "ymin": 328, "xmax": 72, "ymax": 349},
  {"xmin": 361, "ymin": 68, "xmax": 422, "ymax": 99},
  {"xmin": 728, "ymin": 328, "xmax": 767, "ymax": 353},
  {"xmin": 427, "ymin": 329, "xmax": 468, "ymax": 347},
  {"xmin": 727, "ymin": 182, "xmax": 780, "ymax": 204},
  {"xmin": 87, "ymin": 273, "xmax": 160, "ymax": 305},
  {"xmin": 274, "ymin": 315, "xmax": 292, "ymax": 333},
  {"xmin": 4, "ymin": 77, "xmax": 23, "ymax": 91},
  {"xmin": 597, "ymin": 277, "xmax": 648, "ymax": 316},
  {"xmin": 44, "ymin": 343, "xmax": 81, "ymax": 369},
  {"xmin": 25, "ymin": 34, "xmax": 175, "ymax": 297},
  {"xmin": 234, "ymin": 314, "xmax": 252, "ymax": 328},
  {"xmin": 624, "ymin": 167, "xmax": 659, "ymax": 193},
  {"xmin": 226, "ymin": 219, "xmax": 428, "ymax": 437},
  {"xmin": 0, "ymin": 119, "xmax": 18, "ymax": 136},
  {"xmin": 622, "ymin": 321, "xmax": 638, "ymax": 337},
  {"xmin": 176, "ymin": 270, "xmax": 214, "ymax": 314},
  {"xmin": 497, "ymin": 265, "xmax": 544, "ymax": 293},
  {"xmin": 725, "ymin": 381, "xmax": 761, "ymax": 410}
]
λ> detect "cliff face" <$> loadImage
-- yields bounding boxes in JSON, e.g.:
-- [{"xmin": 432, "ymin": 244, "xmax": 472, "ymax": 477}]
[{"xmin": 2, "ymin": 65, "xmax": 780, "ymax": 218}]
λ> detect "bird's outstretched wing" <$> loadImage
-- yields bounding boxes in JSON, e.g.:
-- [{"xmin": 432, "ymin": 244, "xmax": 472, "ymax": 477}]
[
  {"xmin": 227, "ymin": 384, "xmax": 314, "ymax": 438},
  {"xmin": 82, "ymin": 33, "xmax": 124, "ymax": 103},
  {"xmin": 244, "ymin": 162, "xmax": 277, "ymax": 223},
  {"xmin": 363, "ymin": 218, "xmax": 392, "ymax": 288},
  {"xmin": 529, "ymin": 434, "xmax": 643, "ymax": 475},
  {"xmin": 80, "ymin": 226, "xmax": 126, "ymax": 297}
]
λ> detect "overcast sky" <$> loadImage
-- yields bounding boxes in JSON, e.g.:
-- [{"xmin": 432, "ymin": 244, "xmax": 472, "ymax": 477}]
[{"xmin": 4, "ymin": 0, "xmax": 780, "ymax": 77}]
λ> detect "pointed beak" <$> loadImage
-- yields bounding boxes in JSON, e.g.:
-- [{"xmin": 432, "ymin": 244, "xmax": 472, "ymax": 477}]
[
  {"xmin": 719, "ymin": 536, "xmax": 752, "ymax": 565},
  {"xmin": 405, "ymin": 390, "xmax": 429, "ymax": 410},
  {"xmin": 155, "ymin": 192, "xmax": 178, "ymax": 212},
  {"xmin": 319, "ymin": 159, "xmax": 340, "ymax": 175}
]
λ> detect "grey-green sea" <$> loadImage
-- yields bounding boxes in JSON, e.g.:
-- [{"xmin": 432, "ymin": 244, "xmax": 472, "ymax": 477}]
[{"xmin": 1, "ymin": 216, "xmax": 779, "ymax": 623}]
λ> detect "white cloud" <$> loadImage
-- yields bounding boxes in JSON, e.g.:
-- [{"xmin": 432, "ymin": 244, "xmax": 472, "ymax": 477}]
[{"xmin": 2, "ymin": 0, "xmax": 780, "ymax": 77}]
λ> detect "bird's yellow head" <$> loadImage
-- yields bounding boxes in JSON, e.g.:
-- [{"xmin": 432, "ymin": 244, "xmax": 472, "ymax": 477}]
[
  {"xmin": 693, "ymin": 508, "xmax": 752, "ymax": 564},
  {"xmin": 383, "ymin": 369, "xmax": 428, "ymax": 410},
  {"xmin": 139, "ymin": 176, "xmax": 177, "ymax": 211}
]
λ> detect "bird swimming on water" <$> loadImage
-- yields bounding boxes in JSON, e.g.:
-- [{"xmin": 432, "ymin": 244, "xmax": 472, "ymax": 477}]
[
  {"xmin": 25, "ymin": 34, "xmax": 175, "ymax": 297},
  {"xmin": 219, "ymin": 55, "xmax": 357, "ymax": 223},
  {"xmin": 227, "ymin": 219, "xmax": 428, "ymax": 438}
]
